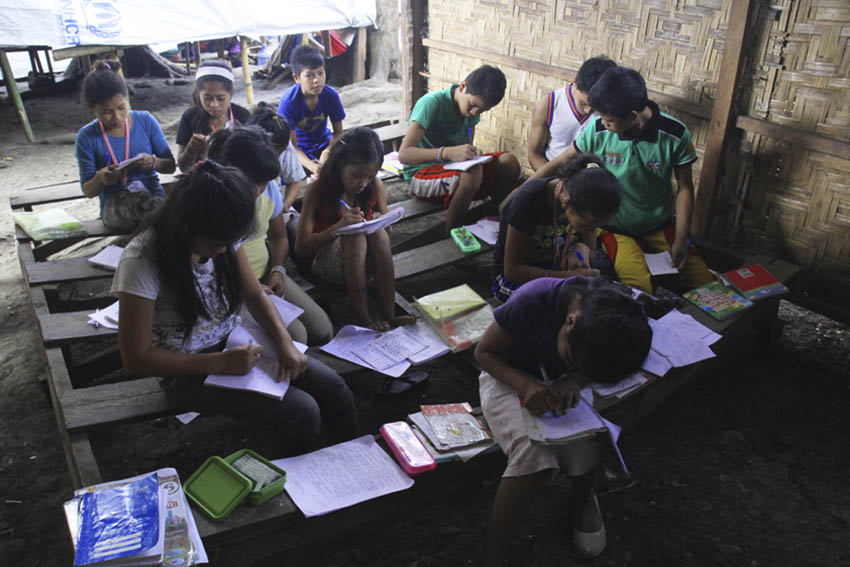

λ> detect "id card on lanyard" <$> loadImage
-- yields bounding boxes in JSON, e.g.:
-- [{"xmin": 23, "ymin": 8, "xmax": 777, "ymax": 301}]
[{"xmin": 99, "ymin": 116, "xmax": 130, "ymax": 186}]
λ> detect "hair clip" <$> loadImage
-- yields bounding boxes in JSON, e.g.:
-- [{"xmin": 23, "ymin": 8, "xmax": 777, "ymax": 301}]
[{"xmin": 586, "ymin": 162, "xmax": 600, "ymax": 169}]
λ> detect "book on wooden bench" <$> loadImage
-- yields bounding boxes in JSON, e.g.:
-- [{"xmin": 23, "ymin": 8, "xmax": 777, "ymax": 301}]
[
  {"xmin": 413, "ymin": 285, "xmax": 494, "ymax": 352},
  {"xmin": 722, "ymin": 263, "xmax": 789, "ymax": 301}
]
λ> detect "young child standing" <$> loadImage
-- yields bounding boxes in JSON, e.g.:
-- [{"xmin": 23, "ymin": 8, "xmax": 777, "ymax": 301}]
[
  {"xmin": 533, "ymin": 67, "xmax": 714, "ymax": 293},
  {"xmin": 295, "ymin": 127, "xmax": 413, "ymax": 331},
  {"xmin": 277, "ymin": 45, "xmax": 345, "ymax": 175},
  {"xmin": 475, "ymin": 276, "xmax": 652, "ymax": 564},
  {"xmin": 398, "ymin": 65, "xmax": 521, "ymax": 231},
  {"xmin": 75, "ymin": 61, "xmax": 176, "ymax": 232},
  {"xmin": 113, "ymin": 161, "xmax": 356, "ymax": 454},
  {"xmin": 492, "ymin": 154, "xmax": 622, "ymax": 302},
  {"xmin": 175, "ymin": 60, "xmax": 250, "ymax": 172},
  {"xmin": 527, "ymin": 56, "xmax": 617, "ymax": 171},
  {"xmin": 247, "ymin": 103, "xmax": 308, "ymax": 212},
  {"xmin": 208, "ymin": 126, "xmax": 333, "ymax": 345}
]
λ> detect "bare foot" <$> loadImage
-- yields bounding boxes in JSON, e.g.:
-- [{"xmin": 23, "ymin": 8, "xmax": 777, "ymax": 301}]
[{"xmin": 364, "ymin": 319, "xmax": 390, "ymax": 331}]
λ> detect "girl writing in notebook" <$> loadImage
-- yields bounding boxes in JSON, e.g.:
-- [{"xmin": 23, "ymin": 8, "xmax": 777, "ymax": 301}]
[
  {"xmin": 75, "ymin": 61, "xmax": 176, "ymax": 232},
  {"xmin": 175, "ymin": 60, "xmax": 250, "ymax": 172},
  {"xmin": 113, "ymin": 161, "xmax": 356, "ymax": 454},
  {"xmin": 475, "ymin": 276, "xmax": 652, "ymax": 563},
  {"xmin": 208, "ymin": 125, "xmax": 333, "ymax": 345},
  {"xmin": 492, "ymin": 153, "xmax": 622, "ymax": 302},
  {"xmin": 295, "ymin": 127, "xmax": 414, "ymax": 331}
]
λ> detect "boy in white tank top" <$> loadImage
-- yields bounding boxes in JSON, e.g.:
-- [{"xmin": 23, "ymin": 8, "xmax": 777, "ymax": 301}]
[{"xmin": 527, "ymin": 57, "xmax": 617, "ymax": 171}]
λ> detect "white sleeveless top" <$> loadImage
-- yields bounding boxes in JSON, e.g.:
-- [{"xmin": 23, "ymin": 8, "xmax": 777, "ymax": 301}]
[{"xmin": 544, "ymin": 84, "xmax": 594, "ymax": 161}]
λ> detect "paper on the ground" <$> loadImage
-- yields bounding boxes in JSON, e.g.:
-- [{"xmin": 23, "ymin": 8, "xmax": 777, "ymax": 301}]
[
  {"xmin": 273, "ymin": 435, "xmax": 414, "ymax": 517},
  {"xmin": 443, "ymin": 154, "xmax": 494, "ymax": 171},
  {"xmin": 87, "ymin": 300, "xmax": 120, "ymax": 329},
  {"xmin": 334, "ymin": 207, "xmax": 404, "ymax": 235},
  {"xmin": 647, "ymin": 309, "xmax": 720, "ymax": 368},
  {"xmin": 87, "ymin": 244, "xmax": 124, "ymax": 270},
  {"xmin": 351, "ymin": 326, "xmax": 427, "ymax": 370},
  {"xmin": 464, "ymin": 218, "xmax": 500, "ymax": 245},
  {"xmin": 204, "ymin": 325, "xmax": 309, "ymax": 399},
  {"xmin": 644, "ymin": 251, "xmax": 680, "ymax": 275},
  {"xmin": 320, "ymin": 325, "xmax": 410, "ymax": 377},
  {"xmin": 592, "ymin": 372, "xmax": 649, "ymax": 398},
  {"xmin": 401, "ymin": 320, "xmax": 451, "ymax": 364},
  {"xmin": 174, "ymin": 411, "xmax": 200, "ymax": 424}
]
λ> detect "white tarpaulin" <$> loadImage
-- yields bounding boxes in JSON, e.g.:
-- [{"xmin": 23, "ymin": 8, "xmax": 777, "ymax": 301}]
[{"xmin": 0, "ymin": 0, "xmax": 376, "ymax": 48}]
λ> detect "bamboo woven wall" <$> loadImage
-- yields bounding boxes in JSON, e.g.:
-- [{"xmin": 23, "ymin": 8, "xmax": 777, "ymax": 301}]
[
  {"xmin": 716, "ymin": 0, "xmax": 850, "ymax": 308},
  {"xmin": 419, "ymin": 0, "xmax": 850, "ymax": 311}
]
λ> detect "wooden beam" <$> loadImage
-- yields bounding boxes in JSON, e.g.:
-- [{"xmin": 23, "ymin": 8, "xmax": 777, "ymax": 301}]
[
  {"xmin": 193, "ymin": 41, "xmax": 202, "ymax": 70},
  {"xmin": 321, "ymin": 30, "xmax": 332, "ymax": 58},
  {"xmin": 240, "ymin": 36, "xmax": 255, "ymax": 105},
  {"xmin": 735, "ymin": 115, "xmax": 850, "ymax": 161},
  {"xmin": 402, "ymin": 0, "xmax": 426, "ymax": 119},
  {"xmin": 692, "ymin": 0, "xmax": 755, "ymax": 238},
  {"xmin": 421, "ymin": 38, "xmax": 712, "ymax": 120},
  {"xmin": 353, "ymin": 27, "xmax": 367, "ymax": 82},
  {"xmin": 0, "ymin": 49, "xmax": 35, "ymax": 143}
]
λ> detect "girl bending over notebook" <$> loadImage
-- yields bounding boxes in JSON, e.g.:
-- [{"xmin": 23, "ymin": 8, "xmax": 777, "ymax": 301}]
[
  {"xmin": 295, "ymin": 127, "xmax": 415, "ymax": 331},
  {"xmin": 113, "ymin": 161, "xmax": 356, "ymax": 454},
  {"xmin": 475, "ymin": 276, "xmax": 651, "ymax": 564}
]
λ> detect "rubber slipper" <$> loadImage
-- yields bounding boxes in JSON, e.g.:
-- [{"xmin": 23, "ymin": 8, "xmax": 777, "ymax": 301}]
[{"xmin": 376, "ymin": 371, "xmax": 429, "ymax": 395}]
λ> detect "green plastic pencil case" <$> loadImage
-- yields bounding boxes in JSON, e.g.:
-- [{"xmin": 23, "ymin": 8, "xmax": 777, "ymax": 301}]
[
  {"xmin": 450, "ymin": 227, "xmax": 481, "ymax": 254},
  {"xmin": 184, "ymin": 449, "xmax": 287, "ymax": 521}
]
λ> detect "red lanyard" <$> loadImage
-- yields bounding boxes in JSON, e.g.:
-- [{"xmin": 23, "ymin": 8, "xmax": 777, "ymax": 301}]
[
  {"xmin": 209, "ymin": 106, "xmax": 235, "ymax": 133},
  {"xmin": 99, "ymin": 116, "xmax": 130, "ymax": 185}
]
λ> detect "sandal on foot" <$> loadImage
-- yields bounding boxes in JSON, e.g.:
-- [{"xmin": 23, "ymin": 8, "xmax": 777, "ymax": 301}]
[
  {"xmin": 375, "ymin": 371, "xmax": 429, "ymax": 395},
  {"xmin": 573, "ymin": 494, "xmax": 607, "ymax": 558}
]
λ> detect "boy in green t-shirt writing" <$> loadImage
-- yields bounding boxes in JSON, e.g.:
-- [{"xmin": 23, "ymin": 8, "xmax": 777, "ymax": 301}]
[
  {"xmin": 533, "ymin": 67, "xmax": 713, "ymax": 293},
  {"xmin": 398, "ymin": 65, "xmax": 521, "ymax": 231}
]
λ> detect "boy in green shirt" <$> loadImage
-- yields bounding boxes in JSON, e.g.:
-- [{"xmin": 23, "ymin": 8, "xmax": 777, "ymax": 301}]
[
  {"xmin": 398, "ymin": 65, "xmax": 521, "ymax": 231},
  {"xmin": 533, "ymin": 67, "xmax": 713, "ymax": 293}
]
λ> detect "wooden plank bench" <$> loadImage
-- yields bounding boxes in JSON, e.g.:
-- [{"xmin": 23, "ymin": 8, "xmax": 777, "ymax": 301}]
[
  {"xmin": 20, "ymin": 196, "xmax": 444, "ymax": 286},
  {"xmin": 10, "ymin": 174, "xmax": 180, "ymax": 211}
]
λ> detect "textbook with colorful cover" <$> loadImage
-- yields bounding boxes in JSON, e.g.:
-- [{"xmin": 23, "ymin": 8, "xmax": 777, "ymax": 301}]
[
  {"xmin": 413, "ymin": 284, "xmax": 493, "ymax": 352},
  {"xmin": 419, "ymin": 402, "xmax": 492, "ymax": 449},
  {"xmin": 683, "ymin": 281, "xmax": 753, "ymax": 320},
  {"xmin": 722, "ymin": 264, "xmax": 788, "ymax": 301}
]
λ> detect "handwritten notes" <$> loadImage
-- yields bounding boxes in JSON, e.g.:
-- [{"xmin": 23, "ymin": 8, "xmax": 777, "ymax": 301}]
[
  {"xmin": 273, "ymin": 436, "xmax": 414, "ymax": 517},
  {"xmin": 334, "ymin": 207, "xmax": 404, "ymax": 235},
  {"xmin": 443, "ymin": 155, "xmax": 494, "ymax": 171}
]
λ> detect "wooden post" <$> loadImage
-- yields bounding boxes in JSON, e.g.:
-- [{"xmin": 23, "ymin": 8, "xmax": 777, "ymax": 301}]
[
  {"xmin": 183, "ymin": 43, "xmax": 191, "ymax": 73},
  {"xmin": 217, "ymin": 39, "xmax": 225, "ymax": 60},
  {"xmin": 321, "ymin": 30, "xmax": 332, "ymax": 58},
  {"xmin": 240, "ymin": 36, "xmax": 255, "ymax": 105},
  {"xmin": 401, "ymin": 0, "xmax": 425, "ymax": 119},
  {"xmin": 353, "ymin": 27, "xmax": 367, "ymax": 83},
  {"xmin": 692, "ymin": 0, "xmax": 755, "ymax": 239},
  {"xmin": 193, "ymin": 41, "xmax": 202, "ymax": 70},
  {"xmin": 0, "ymin": 49, "xmax": 35, "ymax": 143}
]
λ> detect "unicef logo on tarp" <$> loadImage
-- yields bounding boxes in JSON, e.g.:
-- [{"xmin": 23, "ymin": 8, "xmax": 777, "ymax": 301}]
[{"xmin": 82, "ymin": 0, "xmax": 122, "ymax": 39}]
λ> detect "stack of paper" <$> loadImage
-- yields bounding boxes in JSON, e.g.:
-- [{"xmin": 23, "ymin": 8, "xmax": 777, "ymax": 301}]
[
  {"xmin": 320, "ymin": 321, "xmax": 450, "ymax": 377},
  {"xmin": 592, "ymin": 371, "xmax": 650, "ymax": 400},
  {"xmin": 87, "ymin": 245, "xmax": 124, "ymax": 271},
  {"xmin": 273, "ymin": 436, "xmax": 414, "ymax": 517},
  {"xmin": 64, "ymin": 468, "xmax": 207, "ymax": 567},
  {"xmin": 640, "ymin": 309, "xmax": 721, "ymax": 376}
]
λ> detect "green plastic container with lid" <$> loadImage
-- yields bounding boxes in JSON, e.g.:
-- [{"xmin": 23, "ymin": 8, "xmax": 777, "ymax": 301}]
[
  {"xmin": 184, "ymin": 456, "xmax": 253, "ymax": 521},
  {"xmin": 185, "ymin": 449, "xmax": 287, "ymax": 521},
  {"xmin": 222, "ymin": 449, "xmax": 287, "ymax": 507}
]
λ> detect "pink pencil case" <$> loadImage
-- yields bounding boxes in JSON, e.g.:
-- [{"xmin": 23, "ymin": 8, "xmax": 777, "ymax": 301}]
[{"xmin": 380, "ymin": 421, "xmax": 437, "ymax": 476}]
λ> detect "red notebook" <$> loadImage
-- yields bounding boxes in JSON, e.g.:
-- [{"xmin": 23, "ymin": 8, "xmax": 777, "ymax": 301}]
[{"xmin": 722, "ymin": 264, "xmax": 788, "ymax": 301}]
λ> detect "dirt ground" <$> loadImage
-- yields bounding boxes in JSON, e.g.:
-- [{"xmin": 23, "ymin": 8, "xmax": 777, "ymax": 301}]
[{"xmin": 1, "ymin": 70, "xmax": 849, "ymax": 567}]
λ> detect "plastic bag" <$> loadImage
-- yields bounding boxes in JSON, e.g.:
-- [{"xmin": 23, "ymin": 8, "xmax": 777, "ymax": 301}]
[{"xmin": 12, "ymin": 208, "xmax": 87, "ymax": 240}]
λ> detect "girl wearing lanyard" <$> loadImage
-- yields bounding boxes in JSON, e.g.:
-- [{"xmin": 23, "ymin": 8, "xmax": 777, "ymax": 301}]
[
  {"xmin": 176, "ymin": 60, "xmax": 251, "ymax": 172},
  {"xmin": 491, "ymin": 154, "xmax": 622, "ymax": 303},
  {"xmin": 75, "ymin": 61, "xmax": 176, "ymax": 232}
]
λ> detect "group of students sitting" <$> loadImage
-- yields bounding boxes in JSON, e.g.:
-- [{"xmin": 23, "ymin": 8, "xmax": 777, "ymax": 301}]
[{"xmin": 73, "ymin": 45, "xmax": 713, "ymax": 564}]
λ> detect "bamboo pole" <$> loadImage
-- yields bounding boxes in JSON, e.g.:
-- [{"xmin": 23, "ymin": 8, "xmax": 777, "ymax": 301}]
[
  {"xmin": 692, "ymin": 0, "xmax": 755, "ymax": 238},
  {"xmin": 193, "ymin": 41, "xmax": 202, "ymax": 70},
  {"xmin": 0, "ymin": 49, "xmax": 35, "ymax": 143},
  {"xmin": 240, "ymin": 36, "xmax": 255, "ymax": 105}
]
